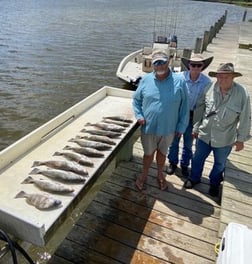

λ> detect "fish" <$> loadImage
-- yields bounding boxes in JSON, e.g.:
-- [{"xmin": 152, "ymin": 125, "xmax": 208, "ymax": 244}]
[
  {"xmin": 29, "ymin": 167, "xmax": 86, "ymax": 182},
  {"xmin": 64, "ymin": 145, "xmax": 104, "ymax": 157},
  {"xmin": 53, "ymin": 151, "xmax": 94, "ymax": 167},
  {"xmin": 76, "ymin": 135, "xmax": 116, "ymax": 145},
  {"xmin": 85, "ymin": 122, "xmax": 125, "ymax": 132},
  {"xmin": 32, "ymin": 160, "xmax": 88, "ymax": 176},
  {"xmin": 22, "ymin": 176, "xmax": 74, "ymax": 194},
  {"xmin": 69, "ymin": 138, "xmax": 112, "ymax": 151},
  {"xmin": 103, "ymin": 116, "xmax": 133, "ymax": 123},
  {"xmin": 15, "ymin": 190, "xmax": 62, "ymax": 210},
  {"xmin": 102, "ymin": 118, "xmax": 130, "ymax": 127},
  {"xmin": 81, "ymin": 128, "xmax": 121, "ymax": 138}
]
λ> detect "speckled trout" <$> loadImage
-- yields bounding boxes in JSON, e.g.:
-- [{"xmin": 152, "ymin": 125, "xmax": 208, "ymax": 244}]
[
  {"xmin": 53, "ymin": 151, "xmax": 94, "ymax": 167},
  {"xmin": 22, "ymin": 176, "xmax": 74, "ymax": 194},
  {"xmin": 103, "ymin": 116, "xmax": 133, "ymax": 123},
  {"xmin": 15, "ymin": 191, "xmax": 61, "ymax": 210},
  {"xmin": 32, "ymin": 160, "xmax": 88, "ymax": 176},
  {"xmin": 81, "ymin": 128, "xmax": 121, "ymax": 138},
  {"xmin": 69, "ymin": 138, "xmax": 112, "ymax": 150},
  {"xmin": 77, "ymin": 135, "xmax": 116, "ymax": 145},
  {"xmin": 64, "ymin": 145, "xmax": 104, "ymax": 157},
  {"xmin": 29, "ymin": 167, "xmax": 86, "ymax": 182},
  {"xmin": 102, "ymin": 118, "xmax": 130, "ymax": 127},
  {"xmin": 85, "ymin": 122, "xmax": 125, "ymax": 132}
]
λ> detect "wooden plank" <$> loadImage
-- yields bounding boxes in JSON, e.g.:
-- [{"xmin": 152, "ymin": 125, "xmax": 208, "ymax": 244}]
[
  {"xmin": 223, "ymin": 177, "xmax": 252, "ymax": 193},
  {"xmin": 113, "ymin": 162, "xmax": 221, "ymax": 216},
  {"xmin": 49, "ymin": 237, "xmax": 123, "ymax": 264},
  {"xmin": 219, "ymin": 209, "xmax": 252, "ymax": 230},
  {"xmin": 225, "ymin": 167, "xmax": 252, "ymax": 184},
  {"xmin": 221, "ymin": 197, "xmax": 252, "ymax": 219},
  {"xmin": 73, "ymin": 212, "xmax": 215, "ymax": 264},
  {"xmin": 102, "ymin": 181, "xmax": 219, "ymax": 231},
  {"xmin": 93, "ymin": 191, "xmax": 218, "ymax": 244},
  {"xmin": 227, "ymin": 153, "xmax": 252, "ymax": 166},
  {"xmin": 221, "ymin": 184, "xmax": 252, "ymax": 205},
  {"xmin": 47, "ymin": 255, "xmax": 73, "ymax": 264},
  {"xmin": 67, "ymin": 215, "xmax": 172, "ymax": 264}
]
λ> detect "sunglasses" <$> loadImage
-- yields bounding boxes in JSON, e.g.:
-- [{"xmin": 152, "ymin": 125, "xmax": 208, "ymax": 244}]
[
  {"xmin": 153, "ymin": 60, "xmax": 167, "ymax": 66},
  {"xmin": 189, "ymin": 63, "xmax": 204, "ymax": 68}
]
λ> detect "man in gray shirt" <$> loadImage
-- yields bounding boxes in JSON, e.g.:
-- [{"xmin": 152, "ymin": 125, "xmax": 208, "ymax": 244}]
[{"xmin": 183, "ymin": 63, "xmax": 251, "ymax": 197}]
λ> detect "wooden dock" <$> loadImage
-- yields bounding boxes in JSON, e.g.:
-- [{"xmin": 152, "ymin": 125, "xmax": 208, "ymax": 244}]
[
  {"xmin": 46, "ymin": 22, "xmax": 252, "ymax": 264},
  {"xmin": 202, "ymin": 22, "xmax": 252, "ymax": 238}
]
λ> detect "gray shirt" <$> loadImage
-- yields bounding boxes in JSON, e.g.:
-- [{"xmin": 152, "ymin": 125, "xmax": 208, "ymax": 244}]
[{"xmin": 193, "ymin": 81, "xmax": 251, "ymax": 147}]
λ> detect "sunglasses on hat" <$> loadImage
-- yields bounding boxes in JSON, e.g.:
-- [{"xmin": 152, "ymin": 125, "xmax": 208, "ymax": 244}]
[{"xmin": 153, "ymin": 60, "xmax": 168, "ymax": 66}]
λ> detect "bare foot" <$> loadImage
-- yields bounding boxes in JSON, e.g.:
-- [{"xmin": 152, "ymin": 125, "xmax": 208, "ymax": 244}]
[
  {"xmin": 135, "ymin": 176, "xmax": 146, "ymax": 191},
  {"xmin": 157, "ymin": 175, "xmax": 168, "ymax": 191}
]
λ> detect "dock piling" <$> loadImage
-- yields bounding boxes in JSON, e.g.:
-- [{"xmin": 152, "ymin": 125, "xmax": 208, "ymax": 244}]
[
  {"xmin": 194, "ymin": 37, "xmax": 202, "ymax": 53},
  {"xmin": 195, "ymin": 11, "xmax": 227, "ymax": 53}
]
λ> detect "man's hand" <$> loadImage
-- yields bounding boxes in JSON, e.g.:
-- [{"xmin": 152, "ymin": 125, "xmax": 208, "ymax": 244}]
[
  {"xmin": 233, "ymin": 141, "xmax": 244, "ymax": 151},
  {"xmin": 175, "ymin": 132, "xmax": 182, "ymax": 138},
  {"xmin": 192, "ymin": 132, "xmax": 198, "ymax": 139},
  {"xmin": 137, "ymin": 118, "xmax": 145, "ymax": 126}
]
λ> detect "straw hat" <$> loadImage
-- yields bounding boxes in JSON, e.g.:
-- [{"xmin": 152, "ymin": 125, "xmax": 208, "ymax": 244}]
[
  {"xmin": 208, "ymin": 63, "xmax": 242, "ymax": 77},
  {"xmin": 181, "ymin": 53, "xmax": 213, "ymax": 71}
]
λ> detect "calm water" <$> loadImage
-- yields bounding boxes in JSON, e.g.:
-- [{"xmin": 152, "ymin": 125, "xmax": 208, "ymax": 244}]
[
  {"xmin": 0, "ymin": 1, "xmax": 251, "ymax": 262},
  {"xmin": 0, "ymin": 0, "xmax": 251, "ymax": 151}
]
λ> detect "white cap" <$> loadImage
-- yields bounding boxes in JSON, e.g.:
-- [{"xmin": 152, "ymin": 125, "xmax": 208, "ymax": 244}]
[{"xmin": 152, "ymin": 49, "xmax": 169, "ymax": 64}]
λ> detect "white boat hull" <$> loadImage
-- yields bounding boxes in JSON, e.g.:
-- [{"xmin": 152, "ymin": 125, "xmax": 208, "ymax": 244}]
[{"xmin": 116, "ymin": 44, "xmax": 183, "ymax": 86}]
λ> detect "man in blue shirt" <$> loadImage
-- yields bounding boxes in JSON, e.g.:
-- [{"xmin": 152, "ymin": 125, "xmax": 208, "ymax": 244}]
[
  {"xmin": 133, "ymin": 49, "xmax": 189, "ymax": 191},
  {"xmin": 167, "ymin": 53, "xmax": 213, "ymax": 177}
]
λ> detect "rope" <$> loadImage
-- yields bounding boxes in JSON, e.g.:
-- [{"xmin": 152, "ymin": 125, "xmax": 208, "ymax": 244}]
[
  {"xmin": 215, "ymin": 241, "xmax": 220, "ymax": 255},
  {"xmin": 0, "ymin": 229, "xmax": 35, "ymax": 264}
]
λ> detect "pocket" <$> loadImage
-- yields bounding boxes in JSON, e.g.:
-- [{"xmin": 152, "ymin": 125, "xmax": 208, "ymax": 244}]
[{"xmin": 221, "ymin": 105, "xmax": 240, "ymax": 125}]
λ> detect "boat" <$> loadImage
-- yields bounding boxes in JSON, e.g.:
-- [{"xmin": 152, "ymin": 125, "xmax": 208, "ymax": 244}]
[
  {"xmin": 0, "ymin": 86, "xmax": 138, "ymax": 247},
  {"xmin": 116, "ymin": 2, "xmax": 185, "ymax": 86},
  {"xmin": 116, "ymin": 33, "xmax": 184, "ymax": 86}
]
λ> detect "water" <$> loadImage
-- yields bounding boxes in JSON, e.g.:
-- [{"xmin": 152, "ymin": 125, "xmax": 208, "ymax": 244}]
[
  {"xmin": 0, "ymin": 0, "xmax": 251, "ymax": 151},
  {"xmin": 0, "ymin": 1, "xmax": 251, "ymax": 262}
]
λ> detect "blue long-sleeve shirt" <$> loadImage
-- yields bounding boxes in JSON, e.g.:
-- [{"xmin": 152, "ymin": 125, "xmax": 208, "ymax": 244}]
[
  {"xmin": 133, "ymin": 71, "xmax": 189, "ymax": 136},
  {"xmin": 181, "ymin": 71, "xmax": 211, "ymax": 111}
]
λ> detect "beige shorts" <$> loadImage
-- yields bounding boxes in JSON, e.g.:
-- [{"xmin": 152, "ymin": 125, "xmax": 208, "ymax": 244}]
[{"xmin": 141, "ymin": 133, "xmax": 174, "ymax": 156}]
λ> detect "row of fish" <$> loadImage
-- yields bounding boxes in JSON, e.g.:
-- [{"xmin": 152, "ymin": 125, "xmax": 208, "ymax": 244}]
[{"xmin": 14, "ymin": 115, "xmax": 133, "ymax": 210}]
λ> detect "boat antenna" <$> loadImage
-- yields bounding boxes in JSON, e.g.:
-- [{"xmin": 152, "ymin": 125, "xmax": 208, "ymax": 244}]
[
  {"xmin": 172, "ymin": 3, "xmax": 178, "ymax": 35},
  {"xmin": 172, "ymin": 15, "xmax": 177, "ymax": 35},
  {"xmin": 164, "ymin": 4, "xmax": 169, "ymax": 36},
  {"xmin": 168, "ymin": 0, "xmax": 176, "ymax": 35},
  {"xmin": 153, "ymin": 4, "xmax": 157, "ymax": 43}
]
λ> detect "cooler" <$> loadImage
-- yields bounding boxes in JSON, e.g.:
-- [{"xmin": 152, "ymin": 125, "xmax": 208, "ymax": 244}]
[{"xmin": 217, "ymin": 222, "xmax": 252, "ymax": 264}]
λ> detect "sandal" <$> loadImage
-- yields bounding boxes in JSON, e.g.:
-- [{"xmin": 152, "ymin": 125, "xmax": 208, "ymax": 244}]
[
  {"xmin": 158, "ymin": 178, "xmax": 168, "ymax": 191},
  {"xmin": 135, "ymin": 176, "xmax": 146, "ymax": 191}
]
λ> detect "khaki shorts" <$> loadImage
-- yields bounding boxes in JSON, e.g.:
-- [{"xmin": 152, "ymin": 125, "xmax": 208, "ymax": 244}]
[{"xmin": 141, "ymin": 133, "xmax": 174, "ymax": 156}]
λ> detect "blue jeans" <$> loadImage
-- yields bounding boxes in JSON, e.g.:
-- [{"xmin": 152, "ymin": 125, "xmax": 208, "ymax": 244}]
[
  {"xmin": 168, "ymin": 120, "xmax": 193, "ymax": 167},
  {"xmin": 190, "ymin": 139, "xmax": 232, "ymax": 186}
]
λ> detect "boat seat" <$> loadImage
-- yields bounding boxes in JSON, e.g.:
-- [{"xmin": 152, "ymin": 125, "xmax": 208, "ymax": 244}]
[
  {"xmin": 170, "ymin": 41, "xmax": 177, "ymax": 48},
  {"xmin": 142, "ymin": 47, "xmax": 152, "ymax": 55}
]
